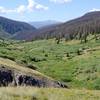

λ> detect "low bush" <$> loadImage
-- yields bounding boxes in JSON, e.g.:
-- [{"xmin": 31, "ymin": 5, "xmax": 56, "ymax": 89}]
[
  {"xmin": 30, "ymin": 57, "xmax": 46, "ymax": 62},
  {"xmin": 26, "ymin": 64, "xmax": 37, "ymax": 70},
  {"xmin": 0, "ymin": 55, "xmax": 15, "ymax": 61}
]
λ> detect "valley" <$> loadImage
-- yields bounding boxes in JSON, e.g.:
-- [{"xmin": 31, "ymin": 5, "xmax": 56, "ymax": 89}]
[{"xmin": 0, "ymin": 10, "xmax": 100, "ymax": 100}]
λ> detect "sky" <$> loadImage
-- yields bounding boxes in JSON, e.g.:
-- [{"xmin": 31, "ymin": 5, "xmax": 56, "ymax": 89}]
[{"xmin": 0, "ymin": 0, "xmax": 100, "ymax": 22}]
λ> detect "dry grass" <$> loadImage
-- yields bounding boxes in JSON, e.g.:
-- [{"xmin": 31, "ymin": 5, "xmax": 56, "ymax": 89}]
[
  {"xmin": 65, "ymin": 40, "xmax": 80, "ymax": 45},
  {"xmin": 0, "ymin": 87, "xmax": 100, "ymax": 100}
]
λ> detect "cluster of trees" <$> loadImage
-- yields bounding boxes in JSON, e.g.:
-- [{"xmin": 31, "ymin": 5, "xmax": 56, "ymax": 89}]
[
  {"xmin": 37, "ymin": 20, "xmax": 100, "ymax": 44},
  {"xmin": 63, "ymin": 19, "xmax": 100, "ymax": 43}
]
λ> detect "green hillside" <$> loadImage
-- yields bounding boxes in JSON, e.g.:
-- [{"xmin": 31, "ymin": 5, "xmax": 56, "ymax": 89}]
[{"xmin": 0, "ymin": 37, "xmax": 100, "ymax": 90}]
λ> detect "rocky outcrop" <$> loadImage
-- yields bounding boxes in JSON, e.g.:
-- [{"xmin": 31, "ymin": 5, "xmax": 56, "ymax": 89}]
[{"xmin": 0, "ymin": 65, "xmax": 67, "ymax": 88}]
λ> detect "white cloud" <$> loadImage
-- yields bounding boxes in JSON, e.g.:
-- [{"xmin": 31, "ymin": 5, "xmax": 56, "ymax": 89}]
[
  {"xmin": 50, "ymin": 0, "xmax": 72, "ymax": 4},
  {"xmin": 0, "ymin": 7, "xmax": 16, "ymax": 13},
  {"xmin": 90, "ymin": 8, "xmax": 100, "ymax": 12},
  {"xmin": 17, "ymin": 5, "xmax": 26, "ymax": 13},
  {"xmin": 27, "ymin": 0, "xmax": 37, "ymax": 11},
  {"xmin": 0, "ymin": 0, "xmax": 48, "ymax": 14},
  {"xmin": 35, "ymin": 4, "xmax": 48, "ymax": 10},
  {"xmin": 27, "ymin": 0, "xmax": 48, "ymax": 11}
]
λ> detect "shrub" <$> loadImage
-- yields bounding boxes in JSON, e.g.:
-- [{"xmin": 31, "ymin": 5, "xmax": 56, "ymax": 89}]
[
  {"xmin": 21, "ymin": 59, "xmax": 27, "ymax": 64},
  {"xmin": 26, "ymin": 64, "xmax": 37, "ymax": 70},
  {"xmin": 44, "ymin": 54, "xmax": 48, "ymax": 57},
  {"xmin": 93, "ymin": 79, "xmax": 100, "ymax": 90},
  {"xmin": 66, "ymin": 53, "xmax": 70, "ymax": 57},
  {"xmin": 0, "ymin": 55, "xmax": 15, "ymax": 61},
  {"xmin": 30, "ymin": 57, "xmax": 46, "ymax": 62},
  {"xmin": 77, "ymin": 49, "xmax": 83, "ymax": 55},
  {"xmin": 61, "ymin": 77, "xmax": 73, "ymax": 82}
]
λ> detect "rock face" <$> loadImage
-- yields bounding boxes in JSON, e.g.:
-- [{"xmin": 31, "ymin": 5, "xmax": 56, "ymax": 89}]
[{"xmin": 0, "ymin": 65, "xmax": 67, "ymax": 88}]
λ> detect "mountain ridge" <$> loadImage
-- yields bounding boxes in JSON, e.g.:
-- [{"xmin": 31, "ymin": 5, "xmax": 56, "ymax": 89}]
[{"xmin": 0, "ymin": 11, "xmax": 100, "ymax": 41}]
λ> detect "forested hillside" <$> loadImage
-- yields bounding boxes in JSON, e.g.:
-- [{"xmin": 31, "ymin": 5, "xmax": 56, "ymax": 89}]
[
  {"xmin": 34, "ymin": 11, "xmax": 100, "ymax": 42},
  {"xmin": 0, "ymin": 16, "xmax": 36, "ymax": 39}
]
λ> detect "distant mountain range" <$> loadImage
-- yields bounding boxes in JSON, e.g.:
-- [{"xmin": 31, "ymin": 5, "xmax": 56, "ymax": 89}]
[
  {"xmin": 29, "ymin": 20, "xmax": 61, "ymax": 28},
  {"xmin": 0, "ymin": 11, "xmax": 100, "ymax": 40}
]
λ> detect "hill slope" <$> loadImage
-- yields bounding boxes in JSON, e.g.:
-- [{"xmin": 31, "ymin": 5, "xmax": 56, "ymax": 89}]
[
  {"xmin": 0, "ymin": 57, "xmax": 67, "ymax": 88},
  {"xmin": 0, "ymin": 16, "xmax": 36, "ymax": 39},
  {"xmin": 32, "ymin": 11, "xmax": 100, "ymax": 40}
]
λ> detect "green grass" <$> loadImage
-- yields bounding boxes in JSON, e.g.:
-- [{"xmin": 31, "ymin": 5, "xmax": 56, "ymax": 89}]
[
  {"xmin": 0, "ymin": 38, "xmax": 100, "ymax": 89},
  {"xmin": 0, "ymin": 87, "xmax": 100, "ymax": 100}
]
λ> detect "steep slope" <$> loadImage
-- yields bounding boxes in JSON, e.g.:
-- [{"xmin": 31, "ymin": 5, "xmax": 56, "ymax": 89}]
[
  {"xmin": 0, "ymin": 17, "xmax": 36, "ymax": 40},
  {"xmin": 0, "ymin": 16, "xmax": 36, "ymax": 35},
  {"xmin": 32, "ymin": 11, "xmax": 100, "ymax": 40},
  {"xmin": 0, "ymin": 57, "xmax": 67, "ymax": 88}
]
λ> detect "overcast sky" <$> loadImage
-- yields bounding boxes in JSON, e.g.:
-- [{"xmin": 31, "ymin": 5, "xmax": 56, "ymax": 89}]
[{"xmin": 0, "ymin": 0, "xmax": 100, "ymax": 22}]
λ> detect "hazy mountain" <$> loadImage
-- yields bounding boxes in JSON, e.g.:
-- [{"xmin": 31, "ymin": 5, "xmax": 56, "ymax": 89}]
[{"xmin": 29, "ymin": 20, "xmax": 61, "ymax": 28}]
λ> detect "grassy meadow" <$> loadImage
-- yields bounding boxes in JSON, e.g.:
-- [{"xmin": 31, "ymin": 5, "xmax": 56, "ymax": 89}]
[{"xmin": 0, "ymin": 38, "xmax": 100, "ymax": 90}]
